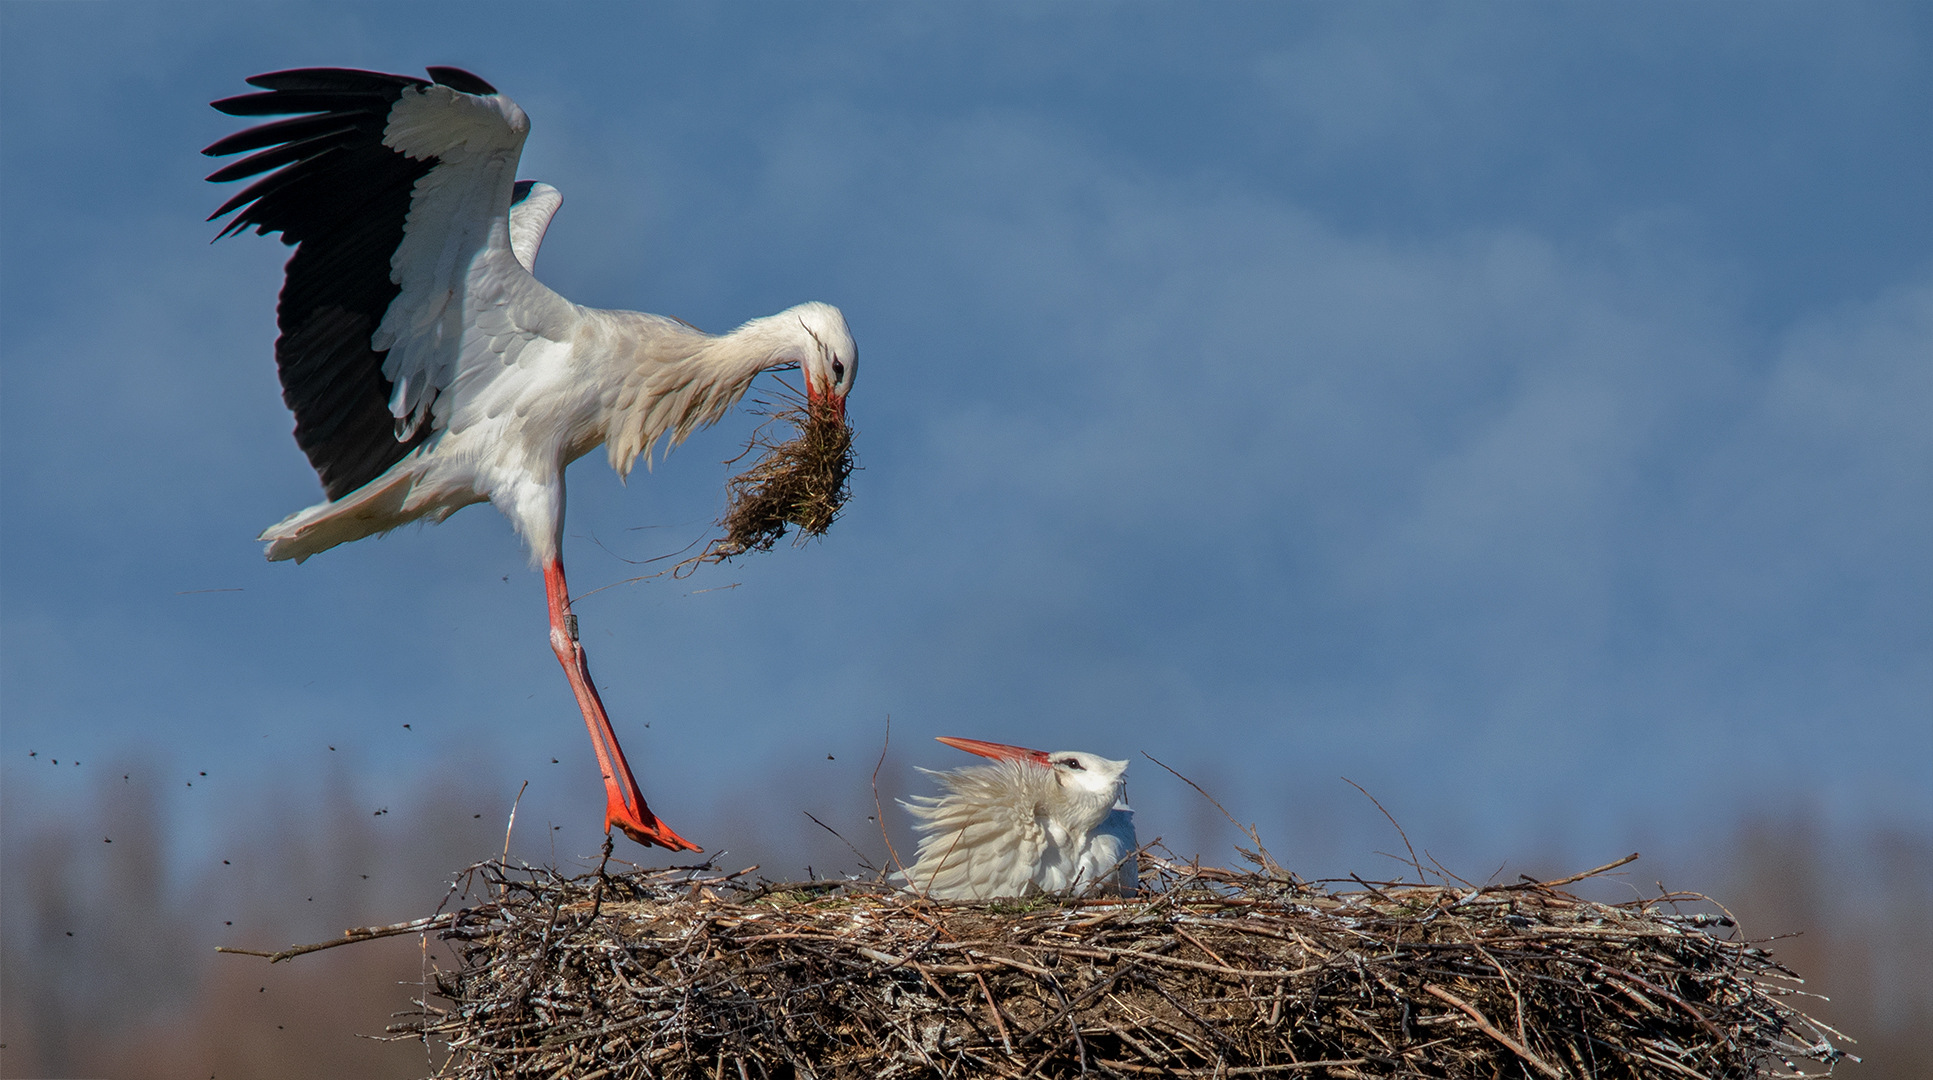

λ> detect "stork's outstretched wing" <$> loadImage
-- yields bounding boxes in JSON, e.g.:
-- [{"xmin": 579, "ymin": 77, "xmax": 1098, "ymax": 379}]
[{"xmin": 205, "ymin": 67, "xmax": 574, "ymax": 501}]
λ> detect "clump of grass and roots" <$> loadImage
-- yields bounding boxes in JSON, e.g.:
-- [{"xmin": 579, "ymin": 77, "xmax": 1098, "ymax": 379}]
[{"xmin": 687, "ymin": 393, "xmax": 854, "ymax": 571}]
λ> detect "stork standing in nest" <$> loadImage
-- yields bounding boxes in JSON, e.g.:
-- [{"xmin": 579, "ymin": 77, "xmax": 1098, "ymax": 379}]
[
  {"xmin": 896, "ymin": 737, "xmax": 1139, "ymax": 900},
  {"xmin": 204, "ymin": 66, "xmax": 857, "ymax": 853}
]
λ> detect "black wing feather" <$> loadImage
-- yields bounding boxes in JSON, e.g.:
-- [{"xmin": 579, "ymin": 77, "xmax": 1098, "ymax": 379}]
[
  {"xmin": 204, "ymin": 127, "xmax": 360, "ymax": 185},
  {"xmin": 245, "ymin": 68, "xmax": 429, "ymax": 93},
  {"xmin": 426, "ymin": 67, "xmax": 498, "ymax": 95},
  {"xmin": 211, "ymin": 89, "xmax": 402, "ymax": 117},
  {"xmin": 202, "ymin": 112, "xmax": 360, "ymax": 158},
  {"xmin": 206, "ymin": 66, "xmax": 494, "ymax": 500}
]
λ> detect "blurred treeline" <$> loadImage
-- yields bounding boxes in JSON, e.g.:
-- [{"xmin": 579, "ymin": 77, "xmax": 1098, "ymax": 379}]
[{"xmin": 2, "ymin": 756, "xmax": 1926, "ymax": 1079}]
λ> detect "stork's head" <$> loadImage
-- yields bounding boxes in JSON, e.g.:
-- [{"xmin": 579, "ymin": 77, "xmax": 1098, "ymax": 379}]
[
  {"xmin": 935, "ymin": 737, "xmax": 1129, "ymax": 800},
  {"xmin": 786, "ymin": 301, "xmax": 856, "ymax": 422}
]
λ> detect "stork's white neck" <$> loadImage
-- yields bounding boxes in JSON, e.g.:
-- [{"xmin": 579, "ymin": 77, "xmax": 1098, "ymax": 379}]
[
  {"xmin": 1045, "ymin": 773, "xmax": 1124, "ymax": 840},
  {"xmin": 596, "ymin": 309, "xmax": 818, "ymax": 478}
]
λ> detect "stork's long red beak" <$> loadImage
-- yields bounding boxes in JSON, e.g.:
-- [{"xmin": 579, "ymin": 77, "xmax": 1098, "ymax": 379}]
[{"xmin": 936, "ymin": 736, "xmax": 1052, "ymax": 765}]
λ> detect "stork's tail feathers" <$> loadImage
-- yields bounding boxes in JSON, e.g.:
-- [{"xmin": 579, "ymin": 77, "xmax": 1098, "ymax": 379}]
[{"xmin": 258, "ymin": 449, "xmax": 469, "ymax": 562}]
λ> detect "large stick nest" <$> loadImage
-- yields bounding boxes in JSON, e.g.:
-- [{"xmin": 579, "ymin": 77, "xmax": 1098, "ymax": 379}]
[{"xmin": 383, "ymin": 855, "xmax": 1851, "ymax": 1079}]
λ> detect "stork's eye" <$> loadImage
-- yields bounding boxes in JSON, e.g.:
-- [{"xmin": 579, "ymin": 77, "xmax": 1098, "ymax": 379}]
[
  {"xmin": 1060, "ymin": 758, "xmax": 1084, "ymax": 770},
  {"xmin": 832, "ymin": 359, "xmax": 846, "ymax": 383}
]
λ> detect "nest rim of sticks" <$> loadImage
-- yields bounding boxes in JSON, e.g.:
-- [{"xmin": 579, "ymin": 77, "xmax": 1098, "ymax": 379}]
[{"xmin": 365, "ymin": 852, "xmax": 1851, "ymax": 1079}]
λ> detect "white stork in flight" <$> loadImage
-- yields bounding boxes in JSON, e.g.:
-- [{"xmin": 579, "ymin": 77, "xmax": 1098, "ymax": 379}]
[
  {"xmin": 895, "ymin": 737, "xmax": 1139, "ymax": 901},
  {"xmin": 204, "ymin": 66, "xmax": 857, "ymax": 852}
]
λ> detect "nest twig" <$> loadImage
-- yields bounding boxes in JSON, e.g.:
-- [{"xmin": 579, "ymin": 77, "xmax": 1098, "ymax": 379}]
[
  {"xmin": 367, "ymin": 855, "xmax": 1851, "ymax": 1078},
  {"xmin": 683, "ymin": 394, "xmax": 854, "ymax": 574}
]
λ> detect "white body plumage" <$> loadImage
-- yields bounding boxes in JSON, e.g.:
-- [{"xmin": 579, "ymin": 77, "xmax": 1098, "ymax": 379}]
[
  {"xmin": 259, "ymin": 297, "xmax": 853, "ymax": 566},
  {"xmin": 895, "ymin": 739, "xmax": 1139, "ymax": 901}
]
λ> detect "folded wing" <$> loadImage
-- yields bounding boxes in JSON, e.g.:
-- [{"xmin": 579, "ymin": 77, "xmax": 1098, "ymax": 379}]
[{"xmin": 897, "ymin": 762, "xmax": 1053, "ymax": 900}]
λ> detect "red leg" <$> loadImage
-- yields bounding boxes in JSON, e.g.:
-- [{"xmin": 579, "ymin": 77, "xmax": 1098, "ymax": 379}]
[{"xmin": 543, "ymin": 558, "xmax": 700, "ymax": 852}]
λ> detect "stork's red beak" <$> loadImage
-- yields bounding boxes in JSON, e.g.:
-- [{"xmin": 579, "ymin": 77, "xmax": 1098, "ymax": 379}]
[
  {"xmin": 936, "ymin": 736, "xmax": 1052, "ymax": 765},
  {"xmin": 806, "ymin": 380, "xmax": 846, "ymax": 423}
]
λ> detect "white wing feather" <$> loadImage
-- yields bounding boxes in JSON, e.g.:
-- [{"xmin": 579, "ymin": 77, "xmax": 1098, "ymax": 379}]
[
  {"xmin": 371, "ymin": 85, "xmax": 576, "ymax": 439},
  {"xmin": 1085, "ymin": 807, "xmax": 1139, "ymax": 893},
  {"xmin": 897, "ymin": 762, "xmax": 1053, "ymax": 900},
  {"xmin": 508, "ymin": 182, "xmax": 563, "ymax": 273}
]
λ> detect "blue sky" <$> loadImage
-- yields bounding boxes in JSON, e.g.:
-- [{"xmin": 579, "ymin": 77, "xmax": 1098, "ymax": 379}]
[{"xmin": 2, "ymin": 2, "xmax": 1928, "ymax": 882}]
